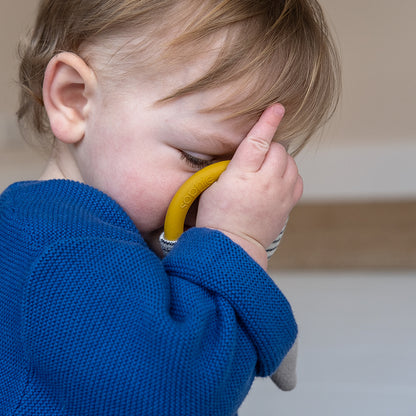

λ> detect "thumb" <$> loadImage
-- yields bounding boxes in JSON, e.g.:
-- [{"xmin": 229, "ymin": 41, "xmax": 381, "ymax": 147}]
[{"xmin": 229, "ymin": 104, "xmax": 285, "ymax": 173}]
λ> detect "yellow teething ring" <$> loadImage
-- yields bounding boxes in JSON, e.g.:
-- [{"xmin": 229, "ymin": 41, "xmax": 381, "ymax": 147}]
[{"xmin": 163, "ymin": 160, "xmax": 230, "ymax": 241}]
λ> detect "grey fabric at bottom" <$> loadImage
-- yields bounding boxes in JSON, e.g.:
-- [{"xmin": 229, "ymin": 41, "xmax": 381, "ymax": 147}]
[{"xmin": 270, "ymin": 338, "xmax": 298, "ymax": 391}]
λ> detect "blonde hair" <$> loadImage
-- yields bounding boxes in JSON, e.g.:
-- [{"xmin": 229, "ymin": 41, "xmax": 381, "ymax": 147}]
[{"xmin": 17, "ymin": 0, "xmax": 340, "ymax": 155}]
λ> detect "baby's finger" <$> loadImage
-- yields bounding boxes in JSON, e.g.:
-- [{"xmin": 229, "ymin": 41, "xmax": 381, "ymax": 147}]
[
  {"xmin": 293, "ymin": 174, "xmax": 304, "ymax": 204},
  {"xmin": 282, "ymin": 155, "xmax": 299, "ymax": 183},
  {"xmin": 230, "ymin": 104, "xmax": 285, "ymax": 173},
  {"xmin": 261, "ymin": 141, "xmax": 289, "ymax": 178}
]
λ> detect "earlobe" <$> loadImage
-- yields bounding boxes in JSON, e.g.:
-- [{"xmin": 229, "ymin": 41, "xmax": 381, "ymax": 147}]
[{"xmin": 43, "ymin": 52, "xmax": 97, "ymax": 143}]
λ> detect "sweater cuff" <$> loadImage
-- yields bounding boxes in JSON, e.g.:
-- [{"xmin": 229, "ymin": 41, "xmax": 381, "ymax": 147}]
[{"xmin": 162, "ymin": 227, "xmax": 297, "ymax": 376}]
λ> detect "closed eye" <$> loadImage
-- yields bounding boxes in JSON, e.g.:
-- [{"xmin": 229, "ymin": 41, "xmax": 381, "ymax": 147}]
[{"xmin": 180, "ymin": 151, "xmax": 213, "ymax": 170}]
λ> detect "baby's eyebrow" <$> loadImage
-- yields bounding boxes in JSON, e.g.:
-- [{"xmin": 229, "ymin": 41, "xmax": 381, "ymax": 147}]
[{"xmin": 187, "ymin": 130, "xmax": 239, "ymax": 155}]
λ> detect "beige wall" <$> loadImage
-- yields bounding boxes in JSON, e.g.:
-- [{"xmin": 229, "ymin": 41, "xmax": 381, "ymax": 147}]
[
  {"xmin": 0, "ymin": 0, "xmax": 39, "ymax": 151},
  {"xmin": 1, "ymin": 0, "xmax": 415, "ymax": 197},
  {"xmin": 299, "ymin": 0, "xmax": 416, "ymax": 200},
  {"xmin": 321, "ymin": 0, "xmax": 416, "ymax": 144},
  {"xmin": 0, "ymin": 0, "xmax": 39, "ymax": 115}
]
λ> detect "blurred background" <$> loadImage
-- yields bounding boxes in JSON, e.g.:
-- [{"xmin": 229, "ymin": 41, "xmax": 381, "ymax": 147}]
[{"xmin": 1, "ymin": 1, "xmax": 415, "ymax": 415}]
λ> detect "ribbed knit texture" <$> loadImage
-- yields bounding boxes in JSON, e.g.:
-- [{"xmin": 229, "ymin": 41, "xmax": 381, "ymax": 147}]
[{"xmin": 0, "ymin": 180, "xmax": 297, "ymax": 415}]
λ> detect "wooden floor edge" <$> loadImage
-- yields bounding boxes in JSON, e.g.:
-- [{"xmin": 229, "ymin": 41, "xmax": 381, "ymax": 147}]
[{"xmin": 268, "ymin": 200, "xmax": 416, "ymax": 270}]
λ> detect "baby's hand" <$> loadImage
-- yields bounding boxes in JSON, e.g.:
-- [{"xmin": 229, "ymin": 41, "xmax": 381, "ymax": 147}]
[{"xmin": 196, "ymin": 104, "xmax": 303, "ymax": 268}]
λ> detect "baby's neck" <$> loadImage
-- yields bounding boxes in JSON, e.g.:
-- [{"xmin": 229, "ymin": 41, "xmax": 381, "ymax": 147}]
[{"xmin": 39, "ymin": 143, "xmax": 84, "ymax": 183}]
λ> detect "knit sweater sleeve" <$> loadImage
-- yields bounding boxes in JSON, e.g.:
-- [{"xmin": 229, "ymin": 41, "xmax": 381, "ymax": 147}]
[
  {"xmin": 163, "ymin": 228, "xmax": 297, "ymax": 375},
  {"xmin": 21, "ymin": 228, "xmax": 296, "ymax": 415}
]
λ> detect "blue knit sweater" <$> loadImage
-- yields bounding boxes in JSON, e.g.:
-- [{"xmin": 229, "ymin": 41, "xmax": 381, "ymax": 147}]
[{"xmin": 0, "ymin": 180, "xmax": 297, "ymax": 415}]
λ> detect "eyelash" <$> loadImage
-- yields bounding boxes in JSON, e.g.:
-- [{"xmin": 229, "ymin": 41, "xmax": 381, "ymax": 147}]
[{"xmin": 180, "ymin": 151, "xmax": 212, "ymax": 169}]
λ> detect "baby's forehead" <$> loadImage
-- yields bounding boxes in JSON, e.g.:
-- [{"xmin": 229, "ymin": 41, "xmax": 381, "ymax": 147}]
[{"xmin": 84, "ymin": 0, "xmax": 338, "ymax": 155}]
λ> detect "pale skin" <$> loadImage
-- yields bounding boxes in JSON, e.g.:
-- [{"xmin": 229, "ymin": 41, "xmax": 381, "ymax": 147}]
[{"xmin": 41, "ymin": 51, "xmax": 303, "ymax": 270}]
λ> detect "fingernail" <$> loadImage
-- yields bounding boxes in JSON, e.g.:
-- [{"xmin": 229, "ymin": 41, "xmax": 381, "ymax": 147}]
[{"xmin": 273, "ymin": 104, "xmax": 285, "ymax": 116}]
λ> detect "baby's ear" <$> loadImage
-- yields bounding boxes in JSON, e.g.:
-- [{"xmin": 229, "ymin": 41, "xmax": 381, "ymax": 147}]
[{"xmin": 42, "ymin": 52, "xmax": 97, "ymax": 143}]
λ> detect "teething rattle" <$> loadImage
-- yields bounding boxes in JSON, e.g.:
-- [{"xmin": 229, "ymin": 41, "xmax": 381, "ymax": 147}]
[{"xmin": 159, "ymin": 160, "xmax": 286, "ymax": 257}]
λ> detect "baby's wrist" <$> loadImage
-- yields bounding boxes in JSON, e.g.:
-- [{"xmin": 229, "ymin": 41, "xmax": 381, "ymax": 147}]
[{"xmin": 216, "ymin": 230, "xmax": 268, "ymax": 270}]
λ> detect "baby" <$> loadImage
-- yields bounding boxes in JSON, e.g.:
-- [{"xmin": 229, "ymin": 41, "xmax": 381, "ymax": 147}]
[{"xmin": 0, "ymin": 0, "xmax": 340, "ymax": 414}]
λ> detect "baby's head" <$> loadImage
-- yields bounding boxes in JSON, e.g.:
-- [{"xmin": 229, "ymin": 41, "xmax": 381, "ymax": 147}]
[{"xmin": 18, "ymin": 0, "xmax": 340, "ymax": 155}]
